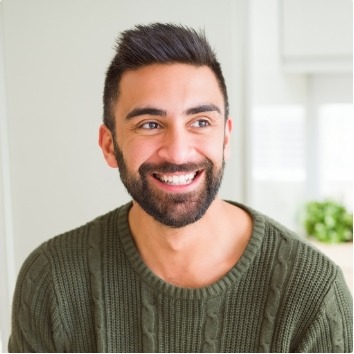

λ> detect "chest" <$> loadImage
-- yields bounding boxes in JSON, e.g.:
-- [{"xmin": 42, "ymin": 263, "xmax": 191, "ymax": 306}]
[{"xmin": 67, "ymin": 278, "xmax": 292, "ymax": 353}]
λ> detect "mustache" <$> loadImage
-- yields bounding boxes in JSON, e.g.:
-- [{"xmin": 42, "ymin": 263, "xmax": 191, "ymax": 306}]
[{"xmin": 138, "ymin": 160, "xmax": 212, "ymax": 175}]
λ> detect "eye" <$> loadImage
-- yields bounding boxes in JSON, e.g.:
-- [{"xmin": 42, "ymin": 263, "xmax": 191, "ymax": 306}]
[
  {"xmin": 140, "ymin": 121, "xmax": 161, "ymax": 130},
  {"xmin": 190, "ymin": 119, "xmax": 211, "ymax": 128}
]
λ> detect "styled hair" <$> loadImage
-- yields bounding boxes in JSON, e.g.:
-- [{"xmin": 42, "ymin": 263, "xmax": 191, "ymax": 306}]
[{"xmin": 103, "ymin": 23, "xmax": 229, "ymax": 132}]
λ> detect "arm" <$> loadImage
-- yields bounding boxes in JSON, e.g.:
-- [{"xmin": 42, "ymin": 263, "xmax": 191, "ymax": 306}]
[
  {"xmin": 295, "ymin": 268, "xmax": 353, "ymax": 353},
  {"xmin": 8, "ymin": 245, "xmax": 67, "ymax": 352}
]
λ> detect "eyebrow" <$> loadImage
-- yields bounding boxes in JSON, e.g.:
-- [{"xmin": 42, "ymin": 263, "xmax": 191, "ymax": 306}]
[
  {"xmin": 125, "ymin": 103, "xmax": 222, "ymax": 121},
  {"xmin": 184, "ymin": 104, "xmax": 222, "ymax": 116},
  {"xmin": 125, "ymin": 107, "xmax": 167, "ymax": 120}
]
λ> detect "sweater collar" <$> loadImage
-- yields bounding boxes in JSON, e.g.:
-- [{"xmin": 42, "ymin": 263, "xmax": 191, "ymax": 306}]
[{"xmin": 117, "ymin": 200, "xmax": 266, "ymax": 300}]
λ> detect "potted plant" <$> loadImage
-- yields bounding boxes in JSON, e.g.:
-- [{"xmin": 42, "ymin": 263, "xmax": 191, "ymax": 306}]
[{"xmin": 304, "ymin": 200, "xmax": 353, "ymax": 243}]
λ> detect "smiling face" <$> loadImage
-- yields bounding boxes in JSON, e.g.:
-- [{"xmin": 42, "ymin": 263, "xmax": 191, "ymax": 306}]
[{"xmin": 99, "ymin": 63, "xmax": 232, "ymax": 228}]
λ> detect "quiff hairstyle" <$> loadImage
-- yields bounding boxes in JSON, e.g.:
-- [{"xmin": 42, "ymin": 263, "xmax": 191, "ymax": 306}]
[{"xmin": 103, "ymin": 23, "xmax": 229, "ymax": 132}]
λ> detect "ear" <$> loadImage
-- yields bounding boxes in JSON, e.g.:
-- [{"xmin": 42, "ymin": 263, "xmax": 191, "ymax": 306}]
[
  {"xmin": 98, "ymin": 124, "xmax": 118, "ymax": 168},
  {"xmin": 223, "ymin": 118, "xmax": 232, "ymax": 160}
]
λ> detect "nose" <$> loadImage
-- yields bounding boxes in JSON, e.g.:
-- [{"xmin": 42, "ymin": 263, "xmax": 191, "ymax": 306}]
[{"xmin": 157, "ymin": 127, "xmax": 195, "ymax": 164}]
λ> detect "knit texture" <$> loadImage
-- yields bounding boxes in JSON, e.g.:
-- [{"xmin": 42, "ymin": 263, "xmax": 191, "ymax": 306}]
[{"xmin": 9, "ymin": 201, "xmax": 353, "ymax": 352}]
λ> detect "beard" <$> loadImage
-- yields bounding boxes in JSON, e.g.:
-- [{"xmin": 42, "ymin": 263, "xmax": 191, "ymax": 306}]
[{"xmin": 113, "ymin": 139, "xmax": 225, "ymax": 228}]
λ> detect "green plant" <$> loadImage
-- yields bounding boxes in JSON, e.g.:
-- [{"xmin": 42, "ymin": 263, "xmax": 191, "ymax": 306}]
[{"xmin": 304, "ymin": 200, "xmax": 353, "ymax": 243}]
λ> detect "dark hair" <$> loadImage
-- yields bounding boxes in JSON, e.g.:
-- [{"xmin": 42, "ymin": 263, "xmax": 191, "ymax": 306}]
[{"xmin": 103, "ymin": 23, "xmax": 229, "ymax": 132}]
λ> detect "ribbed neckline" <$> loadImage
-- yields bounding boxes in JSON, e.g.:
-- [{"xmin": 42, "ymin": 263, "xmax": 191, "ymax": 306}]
[{"xmin": 117, "ymin": 200, "xmax": 266, "ymax": 300}]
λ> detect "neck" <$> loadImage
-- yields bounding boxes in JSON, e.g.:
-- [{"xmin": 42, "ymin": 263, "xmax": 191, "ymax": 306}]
[
  {"xmin": 128, "ymin": 198, "xmax": 252, "ymax": 288},
  {"xmin": 129, "ymin": 198, "xmax": 223, "ymax": 251}
]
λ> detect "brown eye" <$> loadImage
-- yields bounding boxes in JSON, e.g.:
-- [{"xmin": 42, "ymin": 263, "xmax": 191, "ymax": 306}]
[
  {"xmin": 191, "ymin": 119, "xmax": 210, "ymax": 128},
  {"xmin": 141, "ymin": 121, "xmax": 161, "ymax": 130}
]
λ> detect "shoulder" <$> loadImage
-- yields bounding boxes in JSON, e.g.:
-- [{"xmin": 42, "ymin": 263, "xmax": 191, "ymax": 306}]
[
  {"xmin": 243, "ymin": 204, "xmax": 351, "ymax": 315},
  {"xmin": 258, "ymin": 204, "xmax": 339, "ymax": 285},
  {"xmin": 17, "ymin": 203, "xmax": 131, "ymax": 284},
  {"xmin": 10, "ymin": 204, "xmax": 132, "ymax": 352},
  {"xmin": 260, "ymin": 210, "xmax": 340, "ymax": 286},
  {"xmin": 227, "ymin": 200, "xmax": 344, "ymax": 297},
  {"xmin": 43, "ymin": 203, "xmax": 132, "ymax": 255},
  {"xmin": 12, "ymin": 203, "xmax": 131, "ymax": 319},
  {"xmin": 228, "ymin": 202, "xmax": 353, "ymax": 351}
]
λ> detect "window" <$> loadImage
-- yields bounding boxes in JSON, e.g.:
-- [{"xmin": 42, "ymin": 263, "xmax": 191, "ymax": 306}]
[
  {"xmin": 318, "ymin": 104, "xmax": 353, "ymax": 208},
  {"xmin": 250, "ymin": 105, "xmax": 306, "ymax": 230},
  {"xmin": 249, "ymin": 77, "xmax": 353, "ymax": 232},
  {"xmin": 252, "ymin": 105, "xmax": 306, "ymax": 181}
]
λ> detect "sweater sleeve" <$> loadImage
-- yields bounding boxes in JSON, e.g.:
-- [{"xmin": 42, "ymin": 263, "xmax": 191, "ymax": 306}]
[
  {"xmin": 295, "ymin": 267, "xmax": 353, "ymax": 353},
  {"xmin": 8, "ymin": 244, "xmax": 68, "ymax": 353}
]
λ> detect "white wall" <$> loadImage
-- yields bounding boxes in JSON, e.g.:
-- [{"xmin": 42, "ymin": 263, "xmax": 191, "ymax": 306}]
[
  {"xmin": 2, "ymin": 0, "xmax": 246, "ymax": 272},
  {"xmin": 0, "ymin": 5, "xmax": 15, "ymax": 350},
  {"xmin": 0, "ymin": 0, "xmax": 247, "ymax": 347}
]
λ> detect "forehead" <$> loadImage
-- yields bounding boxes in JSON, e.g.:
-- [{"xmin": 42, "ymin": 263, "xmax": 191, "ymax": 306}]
[{"xmin": 115, "ymin": 63, "xmax": 225, "ymax": 116}]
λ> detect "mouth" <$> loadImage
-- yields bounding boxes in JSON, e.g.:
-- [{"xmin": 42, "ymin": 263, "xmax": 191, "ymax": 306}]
[{"xmin": 152, "ymin": 170, "xmax": 201, "ymax": 186}]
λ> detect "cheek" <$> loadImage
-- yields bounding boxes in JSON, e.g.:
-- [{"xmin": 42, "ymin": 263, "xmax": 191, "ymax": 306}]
[
  {"xmin": 123, "ymin": 139, "xmax": 157, "ymax": 169},
  {"xmin": 116, "ymin": 125, "xmax": 157, "ymax": 170},
  {"xmin": 195, "ymin": 134, "xmax": 225, "ymax": 162}
]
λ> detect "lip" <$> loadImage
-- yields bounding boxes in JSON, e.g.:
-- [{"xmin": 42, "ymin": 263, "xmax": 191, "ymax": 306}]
[{"xmin": 149, "ymin": 169, "xmax": 204, "ymax": 193}]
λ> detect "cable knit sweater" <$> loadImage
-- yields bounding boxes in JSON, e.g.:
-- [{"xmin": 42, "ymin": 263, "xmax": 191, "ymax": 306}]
[{"xmin": 9, "ymin": 201, "xmax": 353, "ymax": 352}]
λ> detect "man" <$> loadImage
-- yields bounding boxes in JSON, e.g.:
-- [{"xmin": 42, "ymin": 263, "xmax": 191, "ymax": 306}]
[{"xmin": 9, "ymin": 23, "xmax": 352, "ymax": 353}]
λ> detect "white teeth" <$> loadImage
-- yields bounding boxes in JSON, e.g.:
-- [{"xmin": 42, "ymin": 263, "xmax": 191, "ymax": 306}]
[{"xmin": 156, "ymin": 172, "xmax": 197, "ymax": 185}]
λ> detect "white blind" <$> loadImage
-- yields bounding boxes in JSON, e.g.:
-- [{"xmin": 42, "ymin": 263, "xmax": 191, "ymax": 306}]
[
  {"xmin": 252, "ymin": 105, "xmax": 306, "ymax": 181},
  {"xmin": 318, "ymin": 103, "xmax": 353, "ymax": 208}
]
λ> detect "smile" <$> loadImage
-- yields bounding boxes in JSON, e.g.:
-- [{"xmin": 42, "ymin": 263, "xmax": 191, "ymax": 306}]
[{"xmin": 152, "ymin": 171, "xmax": 199, "ymax": 185}]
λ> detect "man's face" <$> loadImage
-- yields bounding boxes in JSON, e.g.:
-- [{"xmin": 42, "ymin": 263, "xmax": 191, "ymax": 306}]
[{"xmin": 111, "ymin": 63, "xmax": 232, "ymax": 228}]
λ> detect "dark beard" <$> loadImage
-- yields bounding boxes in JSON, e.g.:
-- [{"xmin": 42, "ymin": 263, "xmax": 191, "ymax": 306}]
[{"xmin": 113, "ymin": 139, "xmax": 224, "ymax": 228}]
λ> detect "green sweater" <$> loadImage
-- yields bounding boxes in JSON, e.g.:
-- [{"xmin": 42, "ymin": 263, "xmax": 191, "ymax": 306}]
[{"xmin": 9, "ymin": 201, "xmax": 353, "ymax": 352}]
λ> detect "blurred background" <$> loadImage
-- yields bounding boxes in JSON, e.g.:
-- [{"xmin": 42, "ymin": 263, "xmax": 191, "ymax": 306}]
[{"xmin": 0, "ymin": 0, "xmax": 352, "ymax": 350}]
